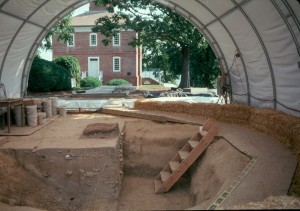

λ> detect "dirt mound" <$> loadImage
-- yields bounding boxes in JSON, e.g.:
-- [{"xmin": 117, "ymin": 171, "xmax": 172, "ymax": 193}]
[{"xmin": 82, "ymin": 123, "xmax": 119, "ymax": 138}]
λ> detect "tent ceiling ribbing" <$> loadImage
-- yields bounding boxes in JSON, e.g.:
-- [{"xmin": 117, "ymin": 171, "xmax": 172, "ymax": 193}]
[{"xmin": 0, "ymin": 0, "xmax": 299, "ymax": 116}]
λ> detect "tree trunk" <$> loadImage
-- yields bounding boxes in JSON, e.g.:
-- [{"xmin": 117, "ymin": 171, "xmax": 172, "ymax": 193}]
[
  {"xmin": 163, "ymin": 69, "xmax": 167, "ymax": 83},
  {"xmin": 179, "ymin": 46, "xmax": 190, "ymax": 88}
]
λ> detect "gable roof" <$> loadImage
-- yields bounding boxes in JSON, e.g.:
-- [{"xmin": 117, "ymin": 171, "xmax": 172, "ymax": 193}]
[{"xmin": 71, "ymin": 11, "xmax": 113, "ymax": 27}]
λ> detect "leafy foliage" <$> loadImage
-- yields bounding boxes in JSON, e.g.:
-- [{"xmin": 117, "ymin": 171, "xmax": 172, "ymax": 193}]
[
  {"xmin": 28, "ymin": 57, "xmax": 71, "ymax": 92},
  {"xmin": 93, "ymin": 0, "xmax": 219, "ymax": 88},
  {"xmin": 190, "ymin": 46, "xmax": 220, "ymax": 88},
  {"xmin": 38, "ymin": 13, "xmax": 74, "ymax": 51},
  {"xmin": 80, "ymin": 76, "xmax": 101, "ymax": 88},
  {"xmin": 54, "ymin": 56, "xmax": 81, "ymax": 87},
  {"xmin": 107, "ymin": 79, "xmax": 129, "ymax": 86},
  {"xmin": 143, "ymin": 43, "xmax": 179, "ymax": 83}
]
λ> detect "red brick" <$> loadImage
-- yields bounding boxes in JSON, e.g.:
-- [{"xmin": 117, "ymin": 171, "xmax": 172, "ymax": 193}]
[{"xmin": 53, "ymin": 31, "xmax": 142, "ymax": 86}]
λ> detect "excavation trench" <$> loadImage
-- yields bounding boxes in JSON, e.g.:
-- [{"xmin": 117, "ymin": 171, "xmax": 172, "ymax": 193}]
[{"xmin": 0, "ymin": 114, "xmax": 250, "ymax": 210}]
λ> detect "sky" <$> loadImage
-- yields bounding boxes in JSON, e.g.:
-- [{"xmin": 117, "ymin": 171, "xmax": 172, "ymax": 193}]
[{"xmin": 39, "ymin": 3, "xmax": 90, "ymax": 61}]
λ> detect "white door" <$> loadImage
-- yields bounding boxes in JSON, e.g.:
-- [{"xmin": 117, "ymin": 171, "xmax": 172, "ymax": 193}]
[{"xmin": 88, "ymin": 57, "xmax": 100, "ymax": 79}]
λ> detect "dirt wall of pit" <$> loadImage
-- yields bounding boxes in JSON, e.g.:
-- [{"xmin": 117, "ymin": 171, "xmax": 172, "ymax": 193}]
[
  {"xmin": 0, "ymin": 151, "xmax": 78, "ymax": 210},
  {"xmin": 134, "ymin": 100, "xmax": 300, "ymax": 195},
  {"xmin": 123, "ymin": 119, "xmax": 199, "ymax": 177},
  {"xmin": 0, "ymin": 134, "xmax": 124, "ymax": 210},
  {"xmin": 189, "ymin": 138, "xmax": 250, "ymax": 209},
  {"xmin": 123, "ymin": 119, "xmax": 251, "ymax": 209}
]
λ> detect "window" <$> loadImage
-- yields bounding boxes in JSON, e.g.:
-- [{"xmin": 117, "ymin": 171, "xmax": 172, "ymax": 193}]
[
  {"xmin": 113, "ymin": 33, "xmax": 120, "ymax": 46},
  {"xmin": 67, "ymin": 34, "xmax": 74, "ymax": 46},
  {"xmin": 113, "ymin": 57, "xmax": 121, "ymax": 72},
  {"xmin": 90, "ymin": 33, "xmax": 97, "ymax": 46}
]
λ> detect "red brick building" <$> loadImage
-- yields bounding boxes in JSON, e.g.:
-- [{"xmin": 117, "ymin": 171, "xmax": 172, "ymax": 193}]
[{"xmin": 52, "ymin": 4, "xmax": 142, "ymax": 86}]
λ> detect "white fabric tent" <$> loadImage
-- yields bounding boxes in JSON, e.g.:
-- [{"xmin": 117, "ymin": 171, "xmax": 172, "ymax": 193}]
[{"xmin": 0, "ymin": 0, "xmax": 299, "ymax": 116}]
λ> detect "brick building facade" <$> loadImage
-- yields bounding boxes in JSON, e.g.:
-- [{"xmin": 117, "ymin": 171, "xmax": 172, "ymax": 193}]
[{"xmin": 52, "ymin": 4, "xmax": 142, "ymax": 86}]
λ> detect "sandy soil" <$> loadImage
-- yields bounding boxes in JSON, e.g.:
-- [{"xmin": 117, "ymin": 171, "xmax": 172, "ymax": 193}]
[
  {"xmin": 228, "ymin": 195, "xmax": 300, "ymax": 210},
  {"xmin": 0, "ymin": 113, "xmax": 297, "ymax": 210}
]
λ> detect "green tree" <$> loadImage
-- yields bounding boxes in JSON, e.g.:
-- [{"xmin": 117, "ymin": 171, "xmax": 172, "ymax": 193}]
[
  {"xmin": 38, "ymin": 13, "xmax": 74, "ymax": 51},
  {"xmin": 54, "ymin": 56, "xmax": 81, "ymax": 87},
  {"xmin": 190, "ymin": 44, "xmax": 220, "ymax": 88},
  {"xmin": 143, "ymin": 38, "xmax": 219, "ymax": 88},
  {"xmin": 93, "ymin": 0, "xmax": 212, "ymax": 88},
  {"xmin": 28, "ymin": 57, "xmax": 72, "ymax": 92},
  {"xmin": 143, "ymin": 42, "xmax": 179, "ymax": 83}
]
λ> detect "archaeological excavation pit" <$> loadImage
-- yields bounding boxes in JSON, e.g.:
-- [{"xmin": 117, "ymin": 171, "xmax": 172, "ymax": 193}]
[{"xmin": 0, "ymin": 112, "xmax": 296, "ymax": 210}]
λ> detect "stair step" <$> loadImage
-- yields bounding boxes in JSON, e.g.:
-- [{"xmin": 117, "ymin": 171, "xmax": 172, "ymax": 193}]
[
  {"xmin": 169, "ymin": 161, "xmax": 180, "ymax": 171},
  {"xmin": 179, "ymin": 151, "xmax": 189, "ymax": 160},
  {"xmin": 199, "ymin": 126, "xmax": 203, "ymax": 132},
  {"xmin": 153, "ymin": 119, "xmax": 219, "ymax": 194},
  {"xmin": 160, "ymin": 171, "xmax": 171, "ymax": 182},
  {"xmin": 154, "ymin": 179, "xmax": 162, "ymax": 193},
  {"xmin": 188, "ymin": 140, "xmax": 199, "ymax": 148},
  {"xmin": 199, "ymin": 130, "xmax": 208, "ymax": 137}
]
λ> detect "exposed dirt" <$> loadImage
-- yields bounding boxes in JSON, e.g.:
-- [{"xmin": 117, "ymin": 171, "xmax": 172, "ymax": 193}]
[
  {"xmin": 226, "ymin": 195, "xmax": 300, "ymax": 210},
  {"xmin": 0, "ymin": 151, "xmax": 81, "ymax": 210},
  {"xmin": 189, "ymin": 138, "xmax": 251, "ymax": 209},
  {"xmin": 0, "ymin": 113, "xmax": 296, "ymax": 210}
]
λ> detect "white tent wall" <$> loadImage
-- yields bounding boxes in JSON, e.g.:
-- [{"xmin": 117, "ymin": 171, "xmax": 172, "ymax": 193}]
[
  {"xmin": 0, "ymin": 0, "xmax": 299, "ymax": 117},
  {"xmin": 29, "ymin": 0, "xmax": 78, "ymax": 26},
  {"xmin": 2, "ymin": 0, "xmax": 41, "ymax": 18},
  {"xmin": 228, "ymin": 1, "xmax": 276, "ymax": 109},
  {"xmin": 1, "ymin": 23, "xmax": 41, "ymax": 98},
  {"xmin": 0, "ymin": 12, "xmax": 22, "ymax": 67},
  {"xmin": 161, "ymin": 0, "xmax": 300, "ymax": 117}
]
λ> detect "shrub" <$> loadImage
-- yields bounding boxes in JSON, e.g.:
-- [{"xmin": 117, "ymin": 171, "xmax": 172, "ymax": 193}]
[
  {"xmin": 53, "ymin": 56, "xmax": 81, "ymax": 87},
  {"xmin": 28, "ymin": 57, "xmax": 71, "ymax": 92},
  {"xmin": 80, "ymin": 76, "xmax": 101, "ymax": 88},
  {"xmin": 107, "ymin": 79, "xmax": 129, "ymax": 86}
]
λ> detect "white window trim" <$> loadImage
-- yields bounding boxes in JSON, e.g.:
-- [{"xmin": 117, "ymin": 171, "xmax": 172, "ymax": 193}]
[
  {"xmin": 113, "ymin": 33, "xmax": 120, "ymax": 46},
  {"xmin": 113, "ymin": 57, "xmax": 121, "ymax": 72},
  {"xmin": 67, "ymin": 34, "xmax": 74, "ymax": 47},
  {"xmin": 90, "ymin": 33, "xmax": 97, "ymax": 46}
]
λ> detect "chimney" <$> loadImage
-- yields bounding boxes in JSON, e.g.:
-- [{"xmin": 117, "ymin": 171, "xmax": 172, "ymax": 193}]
[{"xmin": 89, "ymin": 2, "xmax": 109, "ymax": 11}]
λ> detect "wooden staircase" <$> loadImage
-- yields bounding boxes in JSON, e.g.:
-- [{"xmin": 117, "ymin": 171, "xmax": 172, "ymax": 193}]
[{"xmin": 154, "ymin": 119, "xmax": 220, "ymax": 193}]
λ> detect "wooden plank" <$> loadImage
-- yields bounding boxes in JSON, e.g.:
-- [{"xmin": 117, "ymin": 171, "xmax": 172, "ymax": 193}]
[
  {"xmin": 160, "ymin": 171, "xmax": 171, "ymax": 182},
  {"xmin": 188, "ymin": 140, "xmax": 199, "ymax": 148},
  {"xmin": 155, "ymin": 125, "xmax": 220, "ymax": 193},
  {"xmin": 199, "ymin": 125, "xmax": 203, "ymax": 132},
  {"xmin": 202, "ymin": 119, "xmax": 216, "ymax": 131},
  {"xmin": 199, "ymin": 130, "xmax": 208, "ymax": 137},
  {"xmin": 169, "ymin": 161, "xmax": 180, "ymax": 171},
  {"xmin": 178, "ymin": 151, "xmax": 189, "ymax": 160}
]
